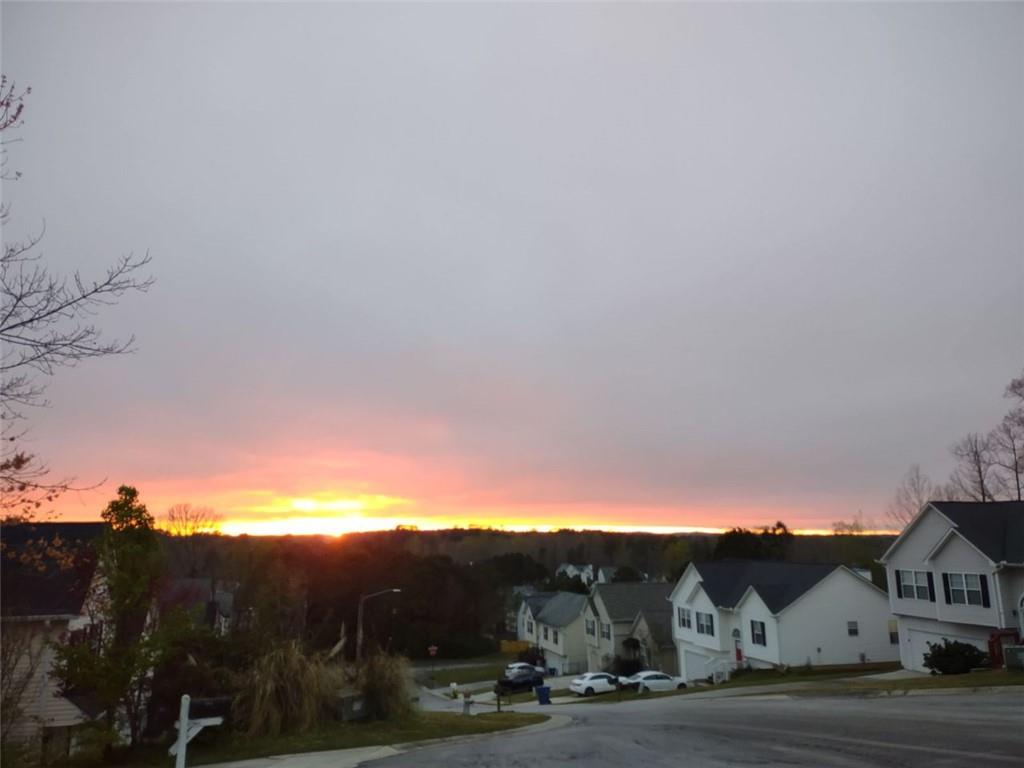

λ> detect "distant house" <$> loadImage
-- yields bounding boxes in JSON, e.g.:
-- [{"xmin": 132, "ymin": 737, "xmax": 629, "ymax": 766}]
[
  {"xmin": 515, "ymin": 591, "xmax": 555, "ymax": 645},
  {"xmin": 596, "ymin": 566, "xmax": 619, "ymax": 584},
  {"xmin": 555, "ymin": 563, "xmax": 595, "ymax": 586},
  {"xmin": 0, "ymin": 523, "xmax": 105, "ymax": 759},
  {"xmin": 669, "ymin": 560, "xmax": 897, "ymax": 682},
  {"xmin": 627, "ymin": 606, "xmax": 679, "ymax": 676},
  {"xmin": 583, "ymin": 582, "xmax": 673, "ymax": 672},
  {"xmin": 878, "ymin": 501, "xmax": 1024, "ymax": 672},
  {"xmin": 534, "ymin": 592, "xmax": 588, "ymax": 674},
  {"xmin": 157, "ymin": 577, "xmax": 235, "ymax": 636}
]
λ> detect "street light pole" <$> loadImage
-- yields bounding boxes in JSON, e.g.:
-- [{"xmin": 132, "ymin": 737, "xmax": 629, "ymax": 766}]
[{"xmin": 356, "ymin": 588, "xmax": 401, "ymax": 662}]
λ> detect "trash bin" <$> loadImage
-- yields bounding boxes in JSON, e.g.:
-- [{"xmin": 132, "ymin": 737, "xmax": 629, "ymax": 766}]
[{"xmin": 535, "ymin": 685, "xmax": 551, "ymax": 705}]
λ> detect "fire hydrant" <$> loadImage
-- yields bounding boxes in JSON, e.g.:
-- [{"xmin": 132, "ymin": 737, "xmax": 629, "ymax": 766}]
[{"xmin": 461, "ymin": 691, "xmax": 473, "ymax": 715}]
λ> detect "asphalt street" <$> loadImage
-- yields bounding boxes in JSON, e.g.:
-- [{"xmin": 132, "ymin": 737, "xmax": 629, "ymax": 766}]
[{"xmin": 381, "ymin": 690, "xmax": 1024, "ymax": 768}]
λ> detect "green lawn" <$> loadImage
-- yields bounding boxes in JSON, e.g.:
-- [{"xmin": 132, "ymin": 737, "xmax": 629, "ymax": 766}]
[
  {"xmin": 419, "ymin": 662, "xmax": 509, "ymax": 688},
  {"xmin": 795, "ymin": 668, "xmax": 1024, "ymax": 696},
  {"xmin": 69, "ymin": 712, "xmax": 547, "ymax": 767},
  {"xmin": 573, "ymin": 665, "xmax": 1024, "ymax": 705},
  {"xmin": 500, "ymin": 687, "xmax": 570, "ymax": 705},
  {"xmin": 412, "ymin": 652, "xmax": 517, "ymax": 688}
]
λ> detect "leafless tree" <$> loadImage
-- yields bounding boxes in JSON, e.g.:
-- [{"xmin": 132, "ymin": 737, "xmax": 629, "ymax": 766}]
[
  {"xmin": 990, "ymin": 416, "xmax": 1023, "ymax": 501},
  {"xmin": 163, "ymin": 503, "xmax": 221, "ymax": 576},
  {"xmin": 164, "ymin": 503, "xmax": 221, "ymax": 537},
  {"xmin": 948, "ymin": 432, "xmax": 997, "ymax": 502},
  {"xmin": 988, "ymin": 371, "xmax": 1024, "ymax": 501},
  {"xmin": 1, "ymin": 75, "xmax": 152, "ymax": 519},
  {"xmin": 885, "ymin": 464, "xmax": 934, "ymax": 529}
]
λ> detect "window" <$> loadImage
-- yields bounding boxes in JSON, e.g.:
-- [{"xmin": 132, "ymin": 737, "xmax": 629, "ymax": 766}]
[
  {"xmin": 696, "ymin": 611, "xmax": 715, "ymax": 636},
  {"xmin": 600, "ymin": 622, "xmax": 611, "ymax": 640},
  {"xmin": 888, "ymin": 619, "xmax": 899, "ymax": 645},
  {"xmin": 847, "ymin": 621, "xmax": 859, "ymax": 637},
  {"xmin": 527, "ymin": 620, "xmax": 534, "ymax": 635},
  {"xmin": 897, "ymin": 570, "xmax": 932, "ymax": 600},
  {"xmin": 553, "ymin": 630, "xmax": 559, "ymax": 643},
  {"xmin": 585, "ymin": 618, "xmax": 596, "ymax": 636},
  {"xmin": 946, "ymin": 572, "xmax": 983, "ymax": 606},
  {"xmin": 750, "ymin": 620, "xmax": 766, "ymax": 646},
  {"xmin": 543, "ymin": 626, "xmax": 549, "ymax": 640},
  {"xmin": 677, "ymin": 607, "xmax": 692, "ymax": 629}
]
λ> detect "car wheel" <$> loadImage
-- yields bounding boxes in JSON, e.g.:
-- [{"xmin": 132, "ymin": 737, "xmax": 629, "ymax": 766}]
[
  {"xmin": 677, "ymin": 683, "xmax": 686, "ymax": 690},
  {"xmin": 585, "ymin": 687, "xmax": 594, "ymax": 696}
]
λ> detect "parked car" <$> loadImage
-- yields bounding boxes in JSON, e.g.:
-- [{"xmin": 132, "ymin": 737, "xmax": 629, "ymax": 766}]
[
  {"xmin": 504, "ymin": 661, "xmax": 545, "ymax": 677},
  {"xmin": 494, "ymin": 668, "xmax": 545, "ymax": 695},
  {"xmin": 618, "ymin": 670, "xmax": 687, "ymax": 692},
  {"xmin": 569, "ymin": 672, "xmax": 620, "ymax": 696}
]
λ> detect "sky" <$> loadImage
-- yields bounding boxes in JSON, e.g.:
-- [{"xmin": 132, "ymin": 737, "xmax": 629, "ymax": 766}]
[{"xmin": 1, "ymin": 2, "xmax": 1022, "ymax": 535}]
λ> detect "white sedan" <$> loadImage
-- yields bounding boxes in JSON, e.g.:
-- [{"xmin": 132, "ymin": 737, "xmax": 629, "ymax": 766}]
[
  {"xmin": 504, "ymin": 661, "xmax": 545, "ymax": 677},
  {"xmin": 618, "ymin": 670, "xmax": 687, "ymax": 692},
  {"xmin": 569, "ymin": 672, "xmax": 620, "ymax": 696}
]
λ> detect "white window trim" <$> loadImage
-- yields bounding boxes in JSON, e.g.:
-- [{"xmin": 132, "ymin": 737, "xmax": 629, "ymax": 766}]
[
  {"xmin": 946, "ymin": 572, "xmax": 983, "ymax": 606},
  {"xmin": 898, "ymin": 569, "xmax": 931, "ymax": 600}
]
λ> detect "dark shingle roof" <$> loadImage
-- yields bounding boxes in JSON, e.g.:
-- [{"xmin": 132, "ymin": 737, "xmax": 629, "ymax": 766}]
[
  {"xmin": 593, "ymin": 582, "xmax": 673, "ymax": 622},
  {"xmin": 692, "ymin": 560, "xmax": 839, "ymax": 614},
  {"xmin": 536, "ymin": 592, "xmax": 588, "ymax": 628},
  {"xmin": 1, "ymin": 522, "xmax": 102, "ymax": 617},
  {"xmin": 929, "ymin": 501, "xmax": 1024, "ymax": 563},
  {"xmin": 521, "ymin": 592, "xmax": 555, "ymax": 617}
]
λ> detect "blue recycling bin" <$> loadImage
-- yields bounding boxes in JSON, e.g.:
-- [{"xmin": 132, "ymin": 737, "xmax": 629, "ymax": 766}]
[{"xmin": 535, "ymin": 685, "xmax": 551, "ymax": 705}]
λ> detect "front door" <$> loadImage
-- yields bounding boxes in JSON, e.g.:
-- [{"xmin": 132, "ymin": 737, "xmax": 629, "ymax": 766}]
[{"xmin": 732, "ymin": 628, "xmax": 743, "ymax": 662}]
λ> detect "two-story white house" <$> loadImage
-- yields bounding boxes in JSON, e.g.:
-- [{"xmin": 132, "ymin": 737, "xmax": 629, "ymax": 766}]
[
  {"xmin": 878, "ymin": 501, "xmax": 1024, "ymax": 672},
  {"xmin": 534, "ymin": 592, "xmax": 588, "ymax": 675},
  {"xmin": 583, "ymin": 582, "xmax": 673, "ymax": 672},
  {"xmin": 669, "ymin": 560, "xmax": 898, "ymax": 682},
  {"xmin": 515, "ymin": 592, "xmax": 554, "ymax": 645}
]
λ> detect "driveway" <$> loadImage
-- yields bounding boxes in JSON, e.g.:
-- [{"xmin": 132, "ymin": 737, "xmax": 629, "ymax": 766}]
[{"xmin": 376, "ymin": 689, "xmax": 1024, "ymax": 767}]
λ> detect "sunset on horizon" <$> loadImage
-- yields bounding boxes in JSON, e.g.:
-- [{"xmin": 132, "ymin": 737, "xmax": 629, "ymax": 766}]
[{"xmin": 3, "ymin": 3, "xmax": 1022, "ymax": 765}]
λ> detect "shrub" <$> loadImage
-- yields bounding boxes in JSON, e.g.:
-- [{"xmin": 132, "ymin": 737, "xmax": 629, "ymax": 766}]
[
  {"xmin": 923, "ymin": 639, "xmax": 987, "ymax": 675},
  {"xmin": 608, "ymin": 655, "xmax": 642, "ymax": 677},
  {"xmin": 233, "ymin": 641, "xmax": 344, "ymax": 737},
  {"xmin": 359, "ymin": 652, "xmax": 413, "ymax": 720}
]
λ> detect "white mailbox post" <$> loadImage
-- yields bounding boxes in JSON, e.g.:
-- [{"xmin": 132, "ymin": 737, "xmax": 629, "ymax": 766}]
[{"xmin": 169, "ymin": 694, "xmax": 223, "ymax": 767}]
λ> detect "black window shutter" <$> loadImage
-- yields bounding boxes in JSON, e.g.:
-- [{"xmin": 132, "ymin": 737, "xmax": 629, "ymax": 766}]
[
  {"xmin": 927, "ymin": 572, "xmax": 936, "ymax": 603},
  {"xmin": 895, "ymin": 572, "xmax": 903, "ymax": 599},
  {"xmin": 980, "ymin": 575, "xmax": 990, "ymax": 608},
  {"xmin": 941, "ymin": 573, "xmax": 951, "ymax": 604}
]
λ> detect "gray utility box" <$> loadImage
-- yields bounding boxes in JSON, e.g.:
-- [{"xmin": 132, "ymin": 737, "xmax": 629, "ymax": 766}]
[
  {"xmin": 333, "ymin": 689, "xmax": 369, "ymax": 721},
  {"xmin": 1003, "ymin": 646, "xmax": 1024, "ymax": 671}
]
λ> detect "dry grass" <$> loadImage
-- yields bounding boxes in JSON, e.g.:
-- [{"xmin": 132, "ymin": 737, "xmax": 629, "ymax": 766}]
[
  {"xmin": 359, "ymin": 651, "xmax": 414, "ymax": 720},
  {"xmin": 233, "ymin": 641, "xmax": 346, "ymax": 737}
]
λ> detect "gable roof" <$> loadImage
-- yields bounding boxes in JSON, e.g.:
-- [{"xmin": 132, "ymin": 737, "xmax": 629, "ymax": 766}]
[
  {"xmin": 690, "ymin": 560, "xmax": 838, "ymax": 614},
  {"xmin": 521, "ymin": 591, "xmax": 555, "ymax": 617},
  {"xmin": 592, "ymin": 581, "xmax": 673, "ymax": 623},
  {"xmin": 536, "ymin": 591, "xmax": 587, "ymax": 628},
  {"xmin": 928, "ymin": 501, "xmax": 1024, "ymax": 564}
]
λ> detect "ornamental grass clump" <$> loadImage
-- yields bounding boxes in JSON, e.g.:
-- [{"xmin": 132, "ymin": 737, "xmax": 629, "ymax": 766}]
[
  {"xmin": 359, "ymin": 651, "xmax": 413, "ymax": 721},
  {"xmin": 234, "ymin": 641, "xmax": 345, "ymax": 737}
]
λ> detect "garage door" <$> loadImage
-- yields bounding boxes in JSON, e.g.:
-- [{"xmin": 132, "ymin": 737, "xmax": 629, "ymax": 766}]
[
  {"xmin": 907, "ymin": 629, "xmax": 985, "ymax": 673},
  {"xmin": 683, "ymin": 650, "xmax": 711, "ymax": 681}
]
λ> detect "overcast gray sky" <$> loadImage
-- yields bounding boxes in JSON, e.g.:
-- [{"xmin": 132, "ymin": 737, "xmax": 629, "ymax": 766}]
[{"xmin": 2, "ymin": 2, "xmax": 1022, "ymax": 532}]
